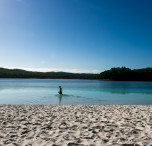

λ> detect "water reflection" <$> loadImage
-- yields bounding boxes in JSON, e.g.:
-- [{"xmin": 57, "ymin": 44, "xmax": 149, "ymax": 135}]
[
  {"xmin": 103, "ymin": 89, "xmax": 152, "ymax": 95},
  {"xmin": 58, "ymin": 94, "xmax": 62, "ymax": 105}
]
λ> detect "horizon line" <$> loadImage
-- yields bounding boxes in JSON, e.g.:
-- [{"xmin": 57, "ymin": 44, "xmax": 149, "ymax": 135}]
[{"xmin": 0, "ymin": 67, "xmax": 101, "ymax": 74}]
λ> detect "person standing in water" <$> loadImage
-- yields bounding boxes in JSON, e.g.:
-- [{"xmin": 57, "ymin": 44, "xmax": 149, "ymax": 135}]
[{"xmin": 58, "ymin": 86, "xmax": 62, "ymax": 95}]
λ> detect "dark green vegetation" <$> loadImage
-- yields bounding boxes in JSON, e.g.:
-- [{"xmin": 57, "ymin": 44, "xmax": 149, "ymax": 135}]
[
  {"xmin": 0, "ymin": 67, "xmax": 152, "ymax": 81},
  {"xmin": 0, "ymin": 68, "xmax": 98, "ymax": 79},
  {"xmin": 99, "ymin": 67, "xmax": 152, "ymax": 81}
]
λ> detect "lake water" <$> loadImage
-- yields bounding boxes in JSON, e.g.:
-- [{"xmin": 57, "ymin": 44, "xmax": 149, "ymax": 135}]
[{"xmin": 0, "ymin": 79, "xmax": 152, "ymax": 105}]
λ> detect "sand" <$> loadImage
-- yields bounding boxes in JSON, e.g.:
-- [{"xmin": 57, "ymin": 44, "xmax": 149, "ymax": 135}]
[{"xmin": 0, "ymin": 105, "xmax": 152, "ymax": 146}]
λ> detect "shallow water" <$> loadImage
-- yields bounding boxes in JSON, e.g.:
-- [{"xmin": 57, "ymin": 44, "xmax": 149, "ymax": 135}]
[{"xmin": 0, "ymin": 79, "xmax": 152, "ymax": 105}]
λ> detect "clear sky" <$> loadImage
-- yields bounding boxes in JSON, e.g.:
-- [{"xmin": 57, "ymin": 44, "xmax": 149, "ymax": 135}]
[{"xmin": 0, "ymin": 0, "xmax": 152, "ymax": 73}]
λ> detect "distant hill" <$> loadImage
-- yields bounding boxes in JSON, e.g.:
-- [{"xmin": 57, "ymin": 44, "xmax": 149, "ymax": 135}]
[
  {"xmin": 99, "ymin": 67, "xmax": 152, "ymax": 81},
  {"xmin": 0, "ymin": 67, "xmax": 152, "ymax": 81},
  {"xmin": 0, "ymin": 67, "xmax": 98, "ymax": 79}
]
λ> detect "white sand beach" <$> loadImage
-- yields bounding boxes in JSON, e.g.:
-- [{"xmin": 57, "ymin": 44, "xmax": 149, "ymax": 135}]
[{"xmin": 0, "ymin": 105, "xmax": 152, "ymax": 146}]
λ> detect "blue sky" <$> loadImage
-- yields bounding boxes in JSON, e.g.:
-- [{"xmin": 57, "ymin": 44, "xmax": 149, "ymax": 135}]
[{"xmin": 0, "ymin": 0, "xmax": 152, "ymax": 73}]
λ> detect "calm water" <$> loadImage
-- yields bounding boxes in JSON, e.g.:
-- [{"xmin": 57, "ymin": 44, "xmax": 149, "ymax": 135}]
[{"xmin": 0, "ymin": 79, "xmax": 152, "ymax": 105}]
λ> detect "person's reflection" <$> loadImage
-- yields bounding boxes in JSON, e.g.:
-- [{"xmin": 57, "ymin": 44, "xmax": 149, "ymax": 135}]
[{"xmin": 59, "ymin": 94, "xmax": 62, "ymax": 105}]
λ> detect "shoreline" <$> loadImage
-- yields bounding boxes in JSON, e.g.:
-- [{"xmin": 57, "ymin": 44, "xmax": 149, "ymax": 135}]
[{"xmin": 0, "ymin": 105, "xmax": 152, "ymax": 145}]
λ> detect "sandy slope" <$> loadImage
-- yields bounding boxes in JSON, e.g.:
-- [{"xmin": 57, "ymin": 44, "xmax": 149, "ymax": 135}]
[{"xmin": 0, "ymin": 105, "xmax": 152, "ymax": 146}]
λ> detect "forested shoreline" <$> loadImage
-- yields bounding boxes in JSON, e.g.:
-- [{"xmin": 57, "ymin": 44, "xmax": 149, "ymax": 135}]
[
  {"xmin": 0, "ymin": 67, "xmax": 152, "ymax": 81},
  {"xmin": 0, "ymin": 68, "xmax": 98, "ymax": 79},
  {"xmin": 99, "ymin": 67, "xmax": 152, "ymax": 81}
]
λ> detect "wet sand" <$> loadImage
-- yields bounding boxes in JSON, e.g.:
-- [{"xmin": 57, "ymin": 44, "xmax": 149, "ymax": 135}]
[{"xmin": 0, "ymin": 105, "xmax": 152, "ymax": 146}]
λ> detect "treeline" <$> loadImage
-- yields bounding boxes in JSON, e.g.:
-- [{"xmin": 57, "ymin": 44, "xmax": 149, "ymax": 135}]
[
  {"xmin": 0, "ymin": 68, "xmax": 98, "ymax": 79},
  {"xmin": 0, "ymin": 67, "xmax": 152, "ymax": 81},
  {"xmin": 99, "ymin": 67, "xmax": 152, "ymax": 81}
]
